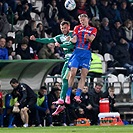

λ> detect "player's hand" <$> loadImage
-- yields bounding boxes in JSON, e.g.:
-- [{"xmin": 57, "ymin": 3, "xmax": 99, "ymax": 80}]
[
  {"xmin": 66, "ymin": 36, "xmax": 71, "ymax": 41},
  {"xmin": 55, "ymin": 42, "xmax": 60, "ymax": 47},
  {"xmin": 30, "ymin": 35, "xmax": 36, "ymax": 41},
  {"xmin": 84, "ymin": 34, "xmax": 89, "ymax": 39}
]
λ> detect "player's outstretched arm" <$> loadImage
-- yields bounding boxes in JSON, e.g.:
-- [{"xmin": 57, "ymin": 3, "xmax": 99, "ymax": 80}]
[{"xmin": 30, "ymin": 35, "xmax": 55, "ymax": 44}]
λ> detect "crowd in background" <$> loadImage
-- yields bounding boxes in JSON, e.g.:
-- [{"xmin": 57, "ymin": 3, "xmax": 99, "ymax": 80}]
[{"xmin": 0, "ymin": 0, "xmax": 133, "ymax": 73}]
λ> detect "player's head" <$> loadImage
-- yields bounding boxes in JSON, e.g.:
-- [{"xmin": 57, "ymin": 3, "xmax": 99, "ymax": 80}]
[
  {"xmin": 78, "ymin": 14, "xmax": 89, "ymax": 27},
  {"xmin": 60, "ymin": 21, "xmax": 70, "ymax": 35}
]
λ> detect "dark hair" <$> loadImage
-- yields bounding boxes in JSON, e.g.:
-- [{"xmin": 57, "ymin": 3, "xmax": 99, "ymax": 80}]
[
  {"xmin": 6, "ymin": 36, "xmax": 14, "ymax": 43},
  {"xmin": 40, "ymin": 86, "xmax": 47, "ymax": 90},
  {"xmin": 21, "ymin": 36, "xmax": 29, "ymax": 45},
  {"xmin": 51, "ymin": 86, "xmax": 61, "ymax": 92},
  {"xmin": 10, "ymin": 78, "xmax": 19, "ymax": 84},
  {"xmin": 37, "ymin": 23, "xmax": 43, "ymax": 28},
  {"xmin": 54, "ymin": 81, "xmax": 60, "ymax": 85},
  {"xmin": 95, "ymin": 82, "xmax": 103, "ymax": 87},
  {"xmin": 60, "ymin": 21, "xmax": 70, "ymax": 26}
]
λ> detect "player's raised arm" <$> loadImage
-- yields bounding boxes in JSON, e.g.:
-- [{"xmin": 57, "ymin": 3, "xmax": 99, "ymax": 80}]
[{"xmin": 30, "ymin": 35, "xmax": 55, "ymax": 44}]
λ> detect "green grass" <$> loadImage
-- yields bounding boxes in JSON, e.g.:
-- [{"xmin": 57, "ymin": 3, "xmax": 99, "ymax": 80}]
[{"xmin": 0, "ymin": 126, "xmax": 133, "ymax": 133}]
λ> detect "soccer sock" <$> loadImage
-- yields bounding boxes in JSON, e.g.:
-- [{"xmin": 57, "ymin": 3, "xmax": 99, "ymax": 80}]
[
  {"xmin": 66, "ymin": 87, "xmax": 72, "ymax": 96},
  {"xmin": 60, "ymin": 79, "xmax": 68, "ymax": 100},
  {"xmin": 76, "ymin": 88, "xmax": 82, "ymax": 96}
]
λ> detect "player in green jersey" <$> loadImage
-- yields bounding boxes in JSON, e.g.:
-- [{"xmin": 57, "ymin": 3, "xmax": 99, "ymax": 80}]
[{"xmin": 30, "ymin": 21, "xmax": 74, "ymax": 115}]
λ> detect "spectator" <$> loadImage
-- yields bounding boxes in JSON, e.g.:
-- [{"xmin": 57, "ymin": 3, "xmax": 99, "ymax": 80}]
[
  {"xmin": 91, "ymin": 17, "xmax": 102, "ymax": 53},
  {"xmin": 36, "ymin": 86, "xmax": 53, "ymax": 127},
  {"xmin": 45, "ymin": 0, "xmax": 60, "ymax": 36},
  {"xmin": 98, "ymin": 0, "xmax": 110, "ymax": 20},
  {"xmin": 76, "ymin": 0, "xmax": 87, "ymax": 15},
  {"xmin": 47, "ymin": 87, "xmax": 67, "ymax": 126},
  {"xmin": 10, "ymin": 78, "xmax": 37, "ymax": 127},
  {"xmin": 119, "ymin": 0, "xmax": 131, "ymax": 23},
  {"xmin": 6, "ymin": 36, "xmax": 15, "ymax": 60},
  {"xmin": 38, "ymin": 43, "xmax": 59, "ymax": 59},
  {"xmin": 16, "ymin": 0, "xmax": 31, "ymax": 21},
  {"xmin": 87, "ymin": 82, "xmax": 103, "ymax": 125},
  {"xmin": 103, "ymin": 86, "xmax": 118, "ymax": 112},
  {"xmin": 24, "ymin": 20, "xmax": 42, "ymax": 53},
  {"xmin": 0, "ymin": 37, "xmax": 8, "ymax": 60},
  {"xmin": 15, "ymin": 36, "xmax": 32, "ymax": 60},
  {"xmin": 108, "ymin": 2, "xmax": 122, "ymax": 25},
  {"xmin": 99, "ymin": 17, "xmax": 115, "ymax": 55},
  {"xmin": 110, "ymin": 20, "xmax": 123, "ymax": 44},
  {"xmin": 121, "ymin": 19, "xmax": 133, "ymax": 61},
  {"xmin": 65, "ymin": 84, "xmax": 78, "ymax": 126},
  {"xmin": 36, "ymin": 23, "xmax": 49, "ymax": 38},
  {"xmin": 112, "ymin": 37, "xmax": 133, "ymax": 74},
  {"xmin": 86, "ymin": 0, "xmax": 100, "ymax": 20},
  {"xmin": 4, "ymin": 93, "xmax": 18, "ymax": 127}
]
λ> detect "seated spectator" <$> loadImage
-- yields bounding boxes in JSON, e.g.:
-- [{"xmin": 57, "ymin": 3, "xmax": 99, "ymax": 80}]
[
  {"xmin": 16, "ymin": 0, "xmax": 32, "ymax": 21},
  {"xmin": 110, "ymin": 20, "xmax": 123, "ymax": 44},
  {"xmin": 103, "ymin": 86, "xmax": 118, "ymax": 112},
  {"xmin": 0, "ymin": 15, "xmax": 10, "ymax": 38},
  {"xmin": 0, "ymin": 37, "xmax": 8, "ymax": 60},
  {"xmin": 108, "ymin": 2, "xmax": 122, "ymax": 26},
  {"xmin": 24, "ymin": 20, "xmax": 42, "ymax": 53},
  {"xmin": 121, "ymin": 19, "xmax": 133, "ymax": 61},
  {"xmin": 4, "ymin": 93, "xmax": 19, "ymax": 127},
  {"xmin": 77, "ymin": 85, "xmax": 90, "ymax": 118},
  {"xmin": 87, "ymin": 82, "xmax": 103, "ymax": 125},
  {"xmin": 66, "ymin": 84, "xmax": 78, "ymax": 126},
  {"xmin": 47, "ymin": 87, "xmax": 67, "ymax": 126},
  {"xmin": 6, "ymin": 36, "xmax": 15, "ymax": 60},
  {"xmin": 112, "ymin": 37, "xmax": 133, "ymax": 74},
  {"xmin": 38, "ymin": 43, "xmax": 59, "ymax": 59},
  {"xmin": 86, "ymin": 0, "xmax": 100, "ymax": 20},
  {"xmin": 15, "ymin": 36, "xmax": 32, "ymax": 60},
  {"xmin": 98, "ymin": 0, "xmax": 110, "ymax": 20},
  {"xmin": 45, "ymin": 0, "xmax": 60, "ymax": 36},
  {"xmin": 99, "ymin": 17, "xmax": 115, "ymax": 55},
  {"xmin": 36, "ymin": 86, "xmax": 53, "ymax": 127},
  {"xmin": 76, "ymin": 0, "xmax": 87, "ymax": 15}
]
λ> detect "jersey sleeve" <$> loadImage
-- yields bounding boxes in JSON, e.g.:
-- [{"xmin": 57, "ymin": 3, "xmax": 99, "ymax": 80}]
[
  {"xmin": 36, "ymin": 38, "xmax": 55, "ymax": 44},
  {"xmin": 73, "ymin": 26, "xmax": 79, "ymax": 36},
  {"xmin": 91, "ymin": 27, "xmax": 97, "ymax": 37}
]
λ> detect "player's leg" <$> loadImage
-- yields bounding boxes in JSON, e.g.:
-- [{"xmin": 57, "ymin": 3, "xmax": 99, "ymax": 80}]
[
  {"xmin": 74, "ymin": 51, "xmax": 91, "ymax": 102},
  {"xmin": 65, "ymin": 67, "xmax": 78, "ymax": 104},
  {"xmin": 74, "ymin": 68, "xmax": 89, "ymax": 102},
  {"xmin": 52, "ymin": 61, "xmax": 69, "ymax": 105}
]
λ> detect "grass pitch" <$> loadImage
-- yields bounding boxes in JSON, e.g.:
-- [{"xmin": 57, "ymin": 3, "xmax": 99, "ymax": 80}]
[{"xmin": 0, "ymin": 126, "xmax": 133, "ymax": 133}]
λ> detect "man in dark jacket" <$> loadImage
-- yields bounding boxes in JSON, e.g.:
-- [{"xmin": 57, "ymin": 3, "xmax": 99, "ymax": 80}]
[
  {"xmin": 10, "ymin": 78, "xmax": 37, "ymax": 127},
  {"xmin": 87, "ymin": 82, "xmax": 103, "ymax": 125}
]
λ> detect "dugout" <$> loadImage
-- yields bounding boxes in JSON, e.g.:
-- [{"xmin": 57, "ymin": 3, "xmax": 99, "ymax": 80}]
[{"xmin": 0, "ymin": 59, "xmax": 64, "ymax": 91}]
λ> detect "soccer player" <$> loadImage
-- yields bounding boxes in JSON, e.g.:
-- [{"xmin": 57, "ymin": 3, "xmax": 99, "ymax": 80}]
[
  {"xmin": 30, "ymin": 21, "xmax": 74, "ymax": 111},
  {"xmin": 65, "ymin": 14, "xmax": 97, "ymax": 104}
]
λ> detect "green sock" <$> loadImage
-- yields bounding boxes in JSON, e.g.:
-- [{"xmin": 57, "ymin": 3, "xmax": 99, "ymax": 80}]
[{"xmin": 60, "ymin": 79, "xmax": 68, "ymax": 100}]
